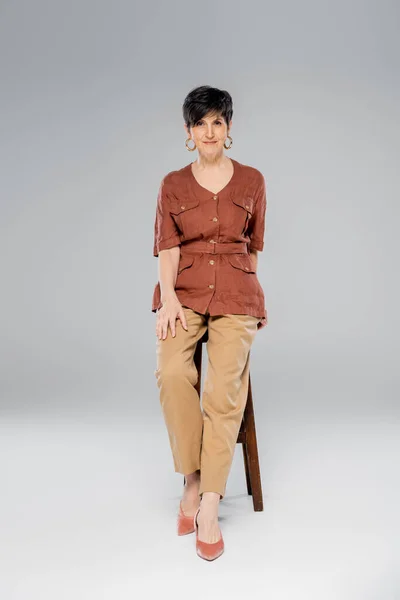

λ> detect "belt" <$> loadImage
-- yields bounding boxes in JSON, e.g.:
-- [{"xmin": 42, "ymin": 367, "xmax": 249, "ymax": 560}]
[{"xmin": 181, "ymin": 240, "xmax": 248, "ymax": 255}]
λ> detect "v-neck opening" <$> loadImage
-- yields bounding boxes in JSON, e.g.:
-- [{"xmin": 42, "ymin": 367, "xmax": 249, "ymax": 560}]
[{"xmin": 188, "ymin": 158, "xmax": 238, "ymax": 196}]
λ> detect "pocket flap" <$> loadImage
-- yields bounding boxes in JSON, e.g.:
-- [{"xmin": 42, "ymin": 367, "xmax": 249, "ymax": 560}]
[
  {"xmin": 231, "ymin": 196, "xmax": 254, "ymax": 214},
  {"xmin": 227, "ymin": 254, "xmax": 256, "ymax": 273},
  {"xmin": 178, "ymin": 254, "xmax": 195, "ymax": 273},
  {"xmin": 170, "ymin": 198, "xmax": 200, "ymax": 215}
]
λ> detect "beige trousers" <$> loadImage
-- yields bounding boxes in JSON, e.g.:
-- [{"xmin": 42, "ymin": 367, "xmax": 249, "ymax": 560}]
[{"xmin": 155, "ymin": 306, "xmax": 260, "ymax": 499}]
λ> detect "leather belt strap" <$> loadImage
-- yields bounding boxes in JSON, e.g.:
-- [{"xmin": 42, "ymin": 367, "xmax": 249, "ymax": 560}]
[{"xmin": 181, "ymin": 240, "xmax": 248, "ymax": 255}]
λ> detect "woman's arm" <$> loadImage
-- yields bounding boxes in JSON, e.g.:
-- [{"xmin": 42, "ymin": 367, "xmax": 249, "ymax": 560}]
[
  {"xmin": 156, "ymin": 246, "xmax": 187, "ymax": 338},
  {"xmin": 249, "ymin": 249, "xmax": 258, "ymax": 272},
  {"xmin": 248, "ymin": 173, "xmax": 268, "ymax": 329},
  {"xmin": 247, "ymin": 174, "xmax": 267, "ymax": 254},
  {"xmin": 158, "ymin": 246, "xmax": 180, "ymax": 305},
  {"xmin": 153, "ymin": 178, "xmax": 187, "ymax": 337}
]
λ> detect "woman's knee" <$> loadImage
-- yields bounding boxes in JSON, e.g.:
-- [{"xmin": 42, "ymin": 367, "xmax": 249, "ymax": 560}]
[{"xmin": 155, "ymin": 357, "xmax": 198, "ymax": 388}]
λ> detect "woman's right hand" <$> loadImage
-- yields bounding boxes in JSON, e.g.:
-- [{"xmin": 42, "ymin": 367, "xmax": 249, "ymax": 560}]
[{"xmin": 156, "ymin": 295, "xmax": 188, "ymax": 340}]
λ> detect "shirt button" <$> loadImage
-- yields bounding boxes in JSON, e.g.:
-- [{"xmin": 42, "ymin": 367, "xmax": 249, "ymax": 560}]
[
  {"xmin": 180, "ymin": 205, "xmax": 186, "ymax": 210},
  {"xmin": 213, "ymin": 195, "xmax": 218, "ymax": 200},
  {"xmin": 208, "ymin": 284, "xmax": 214, "ymax": 289},
  {"xmin": 209, "ymin": 239, "xmax": 215, "ymax": 244},
  {"xmin": 245, "ymin": 267, "xmax": 249, "ymax": 270},
  {"xmin": 209, "ymin": 260, "xmax": 215, "ymax": 265},
  {"xmin": 245, "ymin": 204, "xmax": 250, "ymax": 209},
  {"xmin": 212, "ymin": 217, "xmax": 218, "ymax": 222}
]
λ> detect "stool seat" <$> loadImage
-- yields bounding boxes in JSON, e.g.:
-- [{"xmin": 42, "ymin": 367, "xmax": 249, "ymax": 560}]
[{"xmin": 186, "ymin": 329, "xmax": 264, "ymax": 511}]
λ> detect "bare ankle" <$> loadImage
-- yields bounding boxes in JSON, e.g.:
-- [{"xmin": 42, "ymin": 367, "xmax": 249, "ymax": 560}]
[
  {"xmin": 184, "ymin": 469, "xmax": 200, "ymax": 487},
  {"xmin": 200, "ymin": 491, "xmax": 220, "ymax": 508}
]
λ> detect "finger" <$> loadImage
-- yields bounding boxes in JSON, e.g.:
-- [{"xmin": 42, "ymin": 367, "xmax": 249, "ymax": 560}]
[
  {"xmin": 170, "ymin": 316, "xmax": 176, "ymax": 338},
  {"xmin": 163, "ymin": 316, "xmax": 170, "ymax": 339},
  {"xmin": 157, "ymin": 317, "xmax": 163, "ymax": 340},
  {"xmin": 156, "ymin": 312, "xmax": 164, "ymax": 338},
  {"xmin": 179, "ymin": 309, "xmax": 188, "ymax": 330},
  {"xmin": 157, "ymin": 313, "xmax": 164, "ymax": 339},
  {"xmin": 162, "ymin": 319, "xmax": 169, "ymax": 340}
]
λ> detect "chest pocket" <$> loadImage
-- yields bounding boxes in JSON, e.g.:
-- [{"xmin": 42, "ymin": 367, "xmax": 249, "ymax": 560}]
[
  {"xmin": 169, "ymin": 198, "xmax": 201, "ymax": 238},
  {"xmin": 230, "ymin": 196, "xmax": 254, "ymax": 233}
]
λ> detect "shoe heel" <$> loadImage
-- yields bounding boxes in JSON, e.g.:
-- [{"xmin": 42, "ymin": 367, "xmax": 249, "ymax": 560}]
[{"xmin": 177, "ymin": 500, "xmax": 195, "ymax": 536}]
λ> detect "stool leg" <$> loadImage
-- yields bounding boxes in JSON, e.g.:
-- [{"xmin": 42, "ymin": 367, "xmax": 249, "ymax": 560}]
[
  {"xmin": 242, "ymin": 442, "xmax": 252, "ymax": 495},
  {"xmin": 243, "ymin": 374, "xmax": 263, "ymax": 511}
]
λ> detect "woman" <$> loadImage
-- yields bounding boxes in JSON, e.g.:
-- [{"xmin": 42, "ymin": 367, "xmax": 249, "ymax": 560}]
[{"xmin": 151, "ymin": 85, "xmax": 268, "ymax": 561}]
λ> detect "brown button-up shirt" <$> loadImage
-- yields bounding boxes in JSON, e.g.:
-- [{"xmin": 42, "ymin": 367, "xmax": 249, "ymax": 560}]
[{"xmin": 151, "ymin": 157, "xmax": 267, "ymax": 319}]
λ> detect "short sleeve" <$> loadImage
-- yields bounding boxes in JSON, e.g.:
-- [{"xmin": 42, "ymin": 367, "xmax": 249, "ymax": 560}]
[
  {"xmin": 247, "ymin": 174, "xmax": 267, "ymax": 252},
  {"xmin": 153, "ymin": 177, "xmax": 181, "ymax": 257}
]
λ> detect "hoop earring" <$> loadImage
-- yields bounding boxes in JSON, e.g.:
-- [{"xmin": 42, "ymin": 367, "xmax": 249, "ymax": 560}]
[
  {"xmin": 224, "ymin": 135, "xmax": 233, "ymax": 150},
  {"xmin": 185, "ymin": 138, "xmax": 196, "ymax": 151}
]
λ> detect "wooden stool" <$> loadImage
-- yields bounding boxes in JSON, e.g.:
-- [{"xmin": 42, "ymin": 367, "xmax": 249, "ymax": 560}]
[{"xmin": 183, "ymin": 329, "xmax": 264, "ymax": 511}]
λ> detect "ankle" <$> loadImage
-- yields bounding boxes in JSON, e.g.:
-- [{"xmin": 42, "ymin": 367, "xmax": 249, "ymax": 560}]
[
  {"xmin": 184, "ymin": 469, "xmax": 200, "ymax": 487},
  {"xmin": 200, "ymin": 492, "xmax": 220, "ymax": 505}
]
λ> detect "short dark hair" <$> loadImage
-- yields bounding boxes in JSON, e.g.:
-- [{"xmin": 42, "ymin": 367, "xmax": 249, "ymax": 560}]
[{"xmin": 182, "ymin": 85, "xmax": 233, "ymax": 129}]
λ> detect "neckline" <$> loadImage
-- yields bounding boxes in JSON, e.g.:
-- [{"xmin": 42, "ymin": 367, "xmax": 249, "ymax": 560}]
[{"xmin": 187, "ymin": 157, "xmax": 238, "ymax": 196}]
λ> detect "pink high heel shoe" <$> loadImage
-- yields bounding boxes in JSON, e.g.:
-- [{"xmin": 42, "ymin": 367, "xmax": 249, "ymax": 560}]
[
  {"xmin": 194, "ymin": 506, "xmax": 224, "ymax": 561},
  {"xmin": 177, "ymin": 500, "xmax": 196, "ymax": 536}
]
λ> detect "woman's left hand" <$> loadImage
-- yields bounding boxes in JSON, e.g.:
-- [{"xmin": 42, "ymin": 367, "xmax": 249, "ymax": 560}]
[{"xmin": 257, "ymin": 316, "xmax": 268, "ymax": 330}]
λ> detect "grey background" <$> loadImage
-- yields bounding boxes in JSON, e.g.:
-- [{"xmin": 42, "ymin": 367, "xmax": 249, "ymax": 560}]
[{"xmin": 0, "ymin": 0, "xmax": 399, "ymax": 598}]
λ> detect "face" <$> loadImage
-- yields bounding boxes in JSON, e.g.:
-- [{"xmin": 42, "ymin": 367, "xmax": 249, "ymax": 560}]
[{"xmin": 185, "ymin": 112, "xmax": 232, "ymax": 157}]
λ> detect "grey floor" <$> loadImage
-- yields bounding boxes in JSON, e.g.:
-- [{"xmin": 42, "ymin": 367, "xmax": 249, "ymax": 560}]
[{"xmin": 1, "ymin": 394, "xmax": 398, "ymax": 600}]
